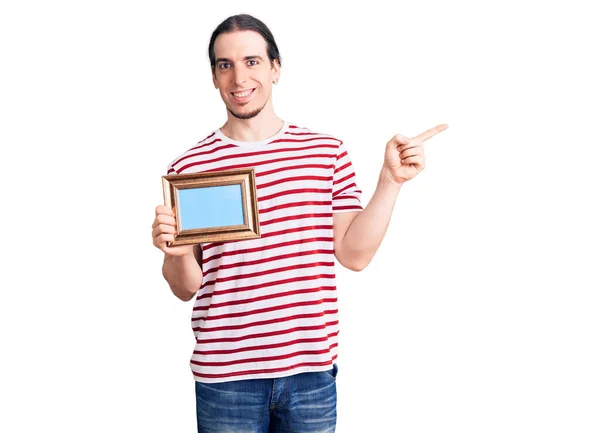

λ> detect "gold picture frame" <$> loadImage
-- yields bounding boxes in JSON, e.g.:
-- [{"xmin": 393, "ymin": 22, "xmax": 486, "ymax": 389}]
[{"xmin": 162, "ymin": 168, "xmax": 261, "ymax": 246}]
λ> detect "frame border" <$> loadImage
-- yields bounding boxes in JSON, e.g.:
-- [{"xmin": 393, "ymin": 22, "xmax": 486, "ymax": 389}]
[{"xmin": 162, "ymin": 168, "xmax": 261, "ymax": 246}]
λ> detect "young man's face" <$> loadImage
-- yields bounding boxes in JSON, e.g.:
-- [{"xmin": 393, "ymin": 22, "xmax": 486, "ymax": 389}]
[{"xmin": 212, "ymin": 30, "xmax": 280, "ymax": 120}]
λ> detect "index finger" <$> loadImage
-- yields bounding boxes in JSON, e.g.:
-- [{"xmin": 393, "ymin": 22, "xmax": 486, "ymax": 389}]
[{"xmin": 413, "ymin": 124, "xmax": 448, "ymax": 142}]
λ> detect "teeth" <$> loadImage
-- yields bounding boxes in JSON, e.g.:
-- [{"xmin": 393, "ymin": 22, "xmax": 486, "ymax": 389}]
[{"xmin": 233, "ymin": 90, "xmax": 252, "ymax": 97}]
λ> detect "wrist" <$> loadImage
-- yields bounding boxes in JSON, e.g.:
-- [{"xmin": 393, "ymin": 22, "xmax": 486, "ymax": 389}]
[
  {"xmin": 164, "ymin": 247, "xmax": 196, "ymax": 263},
  {"xmin": 379, "ymin": 166, "xmax": 404, "ymax": 191}
]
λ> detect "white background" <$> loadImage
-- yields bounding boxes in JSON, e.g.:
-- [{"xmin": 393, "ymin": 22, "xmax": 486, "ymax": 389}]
[{"xmin": 1, "ymin": 0, "xmax": 599, "ymax": 432}]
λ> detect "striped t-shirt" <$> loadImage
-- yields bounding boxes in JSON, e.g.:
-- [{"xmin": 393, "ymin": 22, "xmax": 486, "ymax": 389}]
[{"xmin": 166, "ymin": 120, "xmax": 363, "ymax": 383}]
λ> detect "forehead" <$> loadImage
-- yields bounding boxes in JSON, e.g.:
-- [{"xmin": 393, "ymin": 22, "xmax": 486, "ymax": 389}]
[{"xmin": 213, "ymin": 30, "xmax": 268, "ymax": 59}]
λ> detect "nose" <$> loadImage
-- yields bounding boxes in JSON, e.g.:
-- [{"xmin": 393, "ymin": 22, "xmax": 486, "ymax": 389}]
[{"xmin": 233, "ymin": 67, "xmax": 248, "ymax": 86}]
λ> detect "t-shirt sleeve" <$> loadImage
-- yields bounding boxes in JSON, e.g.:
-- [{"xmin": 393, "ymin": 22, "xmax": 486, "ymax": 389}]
[
  {"xmin": 166, "ymin": 162, "xmax": 177, "ymax": 175},
  {"xmin": 332, "ymin": 141, "xmax": 363, "ymax": 213}
]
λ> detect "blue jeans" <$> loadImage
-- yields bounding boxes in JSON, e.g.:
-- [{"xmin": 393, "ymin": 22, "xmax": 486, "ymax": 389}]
[{"xmin": 194, "ymin": 364, "xmax": 338, "ymax": 433}]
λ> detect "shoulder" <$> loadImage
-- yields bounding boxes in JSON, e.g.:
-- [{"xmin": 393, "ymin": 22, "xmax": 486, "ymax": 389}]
[
  {"xmin": 284, "ymin": 121, "xmax": 343, "ymax": 147},
  {"xmin": 165, "ymin": 129, "xmax": 223, "ymax": 174}
]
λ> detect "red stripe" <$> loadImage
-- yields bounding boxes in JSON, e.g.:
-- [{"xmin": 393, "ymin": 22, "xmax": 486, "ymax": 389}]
[
  {"xmin": 179, "ymin": 144, "xmax": 335, "ymax": 171},
  {"xmin": 190, "ymin": 133, "xmax": 218, "ymax": 149},
  {"xmin": 333, "ymin": 205, "xmax": 362, "ymax": 211},
  {"xmin": 195, "ymin": 286, "xmax": 335, "ymax": 311},
  {"xmin": 258, "ymin": 224, "xmax": 333, "ymax": 239},
  {"xmin": 333, "ymin": 172, "xmax": 354, "ymax": 186},
  {"xmin": 195, "ymin": 319, "xmax": 339, "ymax": 343},
  {"xmin": 196, "ymin": 274, "xmax": 337, "ymax": 310},
  {"xmin": 257, "ymin": 175, "xmax": 333, "ymax": 190},
  {"xmin": 268, "ymin": 136, "xmax": 340, "ymax": 146},
  {"xmin": 334, "ymin": 161, "xmax": 351, "ymax": 174},
  {"xmin": 284, "ymin": 131, "xmax": 321, "ymax": 136},
  {"xmin": 203, "ymin": 249, "xmax": 334, "ymax": 276},
  {"xmin": 191, "ymin": 358, "xmax": 338, "ymax": 379},
  {"xmin": 336, "ymin": 150, "xmax": 347, "ymax": 161},
  {"xmin": 202, "ymin": 225, "xmax": 333, "ymax": 254},
  {"xmin": 198, "ymin": 298, "xmax": 337, "ymax": 322},
  {"xmin": 191, "ymin": 345, "xmax": 338, "ymax": 367},
  {"xmin": 180, "ymin": 153, "xmax": 335, "ymax": 174},
  {"xmin": 260, "ymin": 200, "xmax": 332, "ymax": 214},
  {"xmin": 259, "ymin": 188, "xmax": 331, "ymax": 202},
  {"xmin": 257, "ymin": 163, "xmax": 335, "ymax": 178},
  {"xmin": 200, "ymin": 263, "xmax": 334, "ymax": 291},
  {"xmin": 261, "ymin": 213, "xmax": 332, "ymax": 226},
  {"xmin": 333, "ymin": 182, "xmax": 357, "ymax": 198},
  {"xmin": 173, "ymin": 142, "xmax": 237, "ymax": 166},
  {"xmin": 202, "ymin": 237, "xmax": 333, "ymax": 263},
  {"xmin": 194, "ymin": 332, "xmax": 339, "ymax": 355}
]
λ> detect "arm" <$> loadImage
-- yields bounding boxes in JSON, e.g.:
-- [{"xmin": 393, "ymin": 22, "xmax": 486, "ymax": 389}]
[
  {"xmin": 153, "ymin": 205, "xmax": 204, "ymax": 302},
  {"xmin": 333, "ymin": 167, "xmax": 402, "ymax": 271},
  {"xmin": 162, "ymin": 244, "xmax": 203, "ymax": 302},
  {"xmin": 333, "ymin": 124, "xmax": 448, "ymax": 271}
]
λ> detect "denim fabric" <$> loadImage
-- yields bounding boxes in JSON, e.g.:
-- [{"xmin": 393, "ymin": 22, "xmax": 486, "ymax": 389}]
[{"xmin": 195, "ymin": 365, "xmax": 338, "ymax": 433}]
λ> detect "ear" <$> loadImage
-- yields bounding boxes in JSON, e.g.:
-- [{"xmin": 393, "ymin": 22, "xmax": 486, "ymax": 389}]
[
  {"xmin": 271, "ymin": 59, "xmax": 281, "ymax": 82},
  {"xmin": 212, "ymin": 68, "xmax": 218, "ymax": 89}
]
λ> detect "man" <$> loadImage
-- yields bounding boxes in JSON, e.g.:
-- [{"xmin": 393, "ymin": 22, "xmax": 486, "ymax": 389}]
[{"xmin": 151, "ymin": 13, "xmax": 447, "ymax": 433}]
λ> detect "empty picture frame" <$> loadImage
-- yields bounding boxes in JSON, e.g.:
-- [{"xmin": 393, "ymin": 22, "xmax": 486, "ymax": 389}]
[{"xmin": 162, "ymin": 168, "xmax": 261, "ymax": 246}]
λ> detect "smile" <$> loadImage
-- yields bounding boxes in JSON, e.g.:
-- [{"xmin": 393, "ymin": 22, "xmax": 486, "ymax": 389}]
[{"xmin": 231, "ymin": 88, "xmax": 255, "ymax": 103}]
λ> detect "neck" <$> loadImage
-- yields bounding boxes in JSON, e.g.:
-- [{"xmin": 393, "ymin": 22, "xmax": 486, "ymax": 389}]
[{"xmin": 220, "ymin": 102, "xmax": 283, "ymax": 142}]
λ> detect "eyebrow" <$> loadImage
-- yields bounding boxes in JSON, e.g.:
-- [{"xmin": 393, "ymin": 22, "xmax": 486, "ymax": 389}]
[{"xmin": 216, "ymin": 55, "xmax": 265, "ymax": 63}]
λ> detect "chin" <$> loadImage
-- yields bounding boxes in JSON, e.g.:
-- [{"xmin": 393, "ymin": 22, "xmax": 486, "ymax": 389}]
[
  {"xmin": 227, "ymin": 99, "xmax": 268, "ymax": 120},
  {"xmin": 228, "ymin": 107, "xmax": 262, "ymax": 120}
]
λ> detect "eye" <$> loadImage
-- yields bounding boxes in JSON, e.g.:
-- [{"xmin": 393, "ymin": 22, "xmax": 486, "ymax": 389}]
[
  {"xmin": 247, "ymin": 59, "xmax": 258, "ymax": 66},
  {"xmin": 218, "ymin": 63, "xmax": 231, "ymax": 69}
]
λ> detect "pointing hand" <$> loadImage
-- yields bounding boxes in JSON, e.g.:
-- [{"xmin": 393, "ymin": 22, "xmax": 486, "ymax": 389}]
[{"xmin": 383, "ymin": 124, "xmax": 448, "ymax": 184}]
